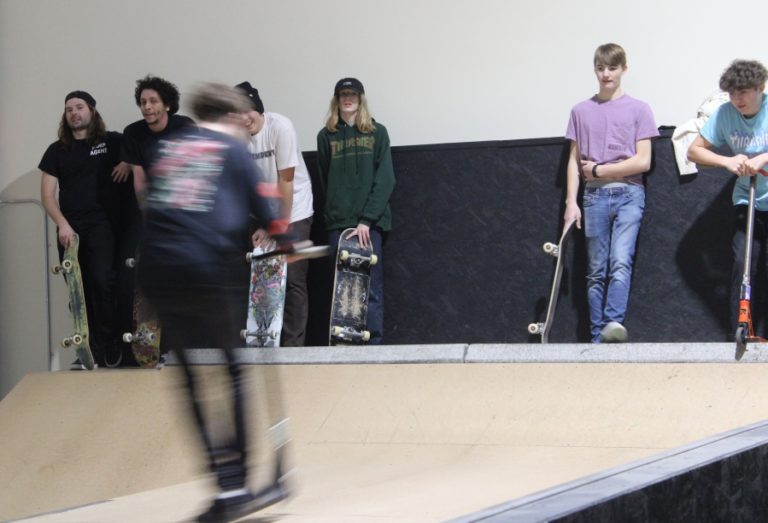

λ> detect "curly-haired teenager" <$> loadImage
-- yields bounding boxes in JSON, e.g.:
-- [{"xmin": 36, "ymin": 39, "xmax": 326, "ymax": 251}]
[{"xmin": 688, "ymin": 59, "xmax": 768, "ymax": 334}]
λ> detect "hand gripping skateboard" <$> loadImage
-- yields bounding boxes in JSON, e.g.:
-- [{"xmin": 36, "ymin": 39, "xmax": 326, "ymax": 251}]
[
  {"xmin": 528, "ymin": 220, "xmax": 576, "ymax": 343},
  {"xmin": 242, "ymin": 242, "xmax": 288, "ymax": 347},
  {"xmin": 329, "ymin": 229, "xmax": 378, "ymax": 345},
  {"xmin": 51, "ymin": 233, "xmax": 96, "ymax": 370},
  {"xmin": 122, "ymin": 257, "xmax": 162, "ymax": 368},
  {"xmin": 735, "ymin": 172, "xmax": 768, "ymax": 358}
]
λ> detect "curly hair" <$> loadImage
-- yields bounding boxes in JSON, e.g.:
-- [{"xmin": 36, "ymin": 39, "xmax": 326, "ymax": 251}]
[
  {"xmin": 719, "ymin": 60, "xmax": 768, "ymax": 92},
  {"xmin": 134, "ymin": 75, "xmax": 181, "ymax": 115}
]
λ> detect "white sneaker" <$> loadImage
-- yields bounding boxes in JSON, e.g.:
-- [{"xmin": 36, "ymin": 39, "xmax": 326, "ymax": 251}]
[{"xmin": 600, "ymin": 322, "xmax": 628, "ymax": 343}]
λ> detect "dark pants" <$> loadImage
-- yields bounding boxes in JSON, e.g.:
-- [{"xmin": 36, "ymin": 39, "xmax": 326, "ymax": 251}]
[
  {"xmin": 281, "ymin": 217, "xmax": 312, "ymax": 347},
  {"xmin": 328, "ymin": 228, "xmax": 384, "ymax": 344},
  {"xmin": 144, "ymin": 285, "xmax": 251, "ymax": 491},
  {"xmin": 730, "ymin": 206, "xmax": 768, "ymax": 334},
  {"xmin": 59, "ymin": 221, "xmax": 116, "ymax": 363}
]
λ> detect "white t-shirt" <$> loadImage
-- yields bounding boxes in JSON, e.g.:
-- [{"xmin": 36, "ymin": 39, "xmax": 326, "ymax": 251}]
[{"xmin": 247, "ymin": 112, "xmax": 314, "ymax": 222}]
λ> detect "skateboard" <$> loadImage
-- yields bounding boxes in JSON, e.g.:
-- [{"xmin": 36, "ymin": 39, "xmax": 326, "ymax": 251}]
[
  {"xmin": 51, "ymin": 234, "xmax": 96, "ymax": 370},
  {"xmin": 242, "ymin": 242, "xmax": 288, "ymax": 347},
  {"xmin": 122, "ymin": 257, "xmax": 162, "ymax": 368},
  {"xmin": 528, "ymin": 220, "xmax": 576, "ymax": 343},
  {"xmin": 735, "ymin": 173, "xmax": 768, "ymax": 357},
  {"xmin": 329, "ymin": 229, "xmax": 378, "ymax": 345}
]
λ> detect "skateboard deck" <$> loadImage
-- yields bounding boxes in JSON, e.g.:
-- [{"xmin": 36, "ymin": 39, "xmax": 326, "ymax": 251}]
[
  {"xmin": 528, "ymin": 220, "xmax": 576, "ymax": 343},
  {"xmin": 329, "ymin": 229, "xmax": 378, "ymax": 345},
  {"xmin": 242, "ymin": 243, "xmax": 288, "ymax": 347},
  {"xmin": 122, "ymin": 257, "xmax": 162, "ymax": 368},
  {"xmin": 52, "ymin": 234, "xmax": 96, "ymax": 370}
]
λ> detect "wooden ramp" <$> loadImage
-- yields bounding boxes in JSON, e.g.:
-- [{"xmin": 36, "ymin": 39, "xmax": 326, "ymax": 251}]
[{"xmin": 4, "ymin": 347, "xmax": 768, "ymax": 522}]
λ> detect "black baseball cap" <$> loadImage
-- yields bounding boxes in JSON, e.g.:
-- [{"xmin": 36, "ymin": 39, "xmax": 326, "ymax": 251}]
[
  {"xmin": 334, "ymin": 77, "xmax": 365, "ymax": 96},
  {"xmin": 235, "ymin": 81, "xmax": 264, "ymax": 113}
]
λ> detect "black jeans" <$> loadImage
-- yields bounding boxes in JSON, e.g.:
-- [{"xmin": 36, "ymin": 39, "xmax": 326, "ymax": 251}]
[
  {"xmin": 730, "ymin": 205, "xmax": 768, "ymax": 334},
  {"xmin": 144, "ymin": 285, "xmax": 251, "ymax": 491},
  {"xmin": 59, "ymin": 221, "xmax": 116, "ymax": 362},
  {"xmin": 281, "ymin": 217, "xmax": 312, "ymax": 346}
]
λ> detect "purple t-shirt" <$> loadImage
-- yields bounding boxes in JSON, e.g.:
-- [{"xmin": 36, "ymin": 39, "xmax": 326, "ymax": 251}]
[{"xmin": 565, "ymin": 94, "xmax": 659, "ymax": 185}]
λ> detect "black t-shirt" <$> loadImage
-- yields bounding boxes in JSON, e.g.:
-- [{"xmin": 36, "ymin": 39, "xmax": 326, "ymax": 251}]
[
  {"xmin": 39, "ymin": 132, "xmax": 123, "ymax": 227},
  {"xmin": 121, "ymin": 114, "xmax": 195, "ymax": 169},
  {"xmin": 138, "ymin": 127, "xmax": 279, "ymax": 290}
]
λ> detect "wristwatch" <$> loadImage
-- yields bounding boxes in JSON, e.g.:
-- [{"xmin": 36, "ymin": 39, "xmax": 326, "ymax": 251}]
[{"xmin": 592, "ymin": 164, "xmax": 600, "ymax": 178}]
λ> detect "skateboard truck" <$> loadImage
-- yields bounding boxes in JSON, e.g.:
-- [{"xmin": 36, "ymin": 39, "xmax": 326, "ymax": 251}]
[
  {"xmin": 339, "ymin": 250, "xmax": 378, "ymax": 269},
  {"xmin": 330, "ymin": 325, "xmax": 371, "ymax": 343}
]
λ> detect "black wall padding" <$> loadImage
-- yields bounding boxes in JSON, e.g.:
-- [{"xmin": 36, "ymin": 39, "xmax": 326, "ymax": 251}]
[{"xmin": 303, "ymin": 130, "xmax": 743, "ymax": 345}]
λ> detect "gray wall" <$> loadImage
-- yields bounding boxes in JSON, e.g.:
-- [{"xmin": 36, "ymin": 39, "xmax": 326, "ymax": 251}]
[{"xmin": 1, "ymin": 0, "xmax": 766, "ymax": 395}]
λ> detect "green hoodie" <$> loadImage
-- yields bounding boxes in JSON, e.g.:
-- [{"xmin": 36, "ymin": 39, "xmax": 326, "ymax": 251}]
[{"xmin": 317, "ymin": 119, "xmax": 395, "ymax": 231}]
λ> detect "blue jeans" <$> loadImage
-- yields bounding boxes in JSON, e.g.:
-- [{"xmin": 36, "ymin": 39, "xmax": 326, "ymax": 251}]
[
  {"xmin": 329, "ymin": 228, "xmax": 384, "ymax": 344},
  {"xmin": 583, "ymin": 185, "xmax": 645, "ymax": 342}
]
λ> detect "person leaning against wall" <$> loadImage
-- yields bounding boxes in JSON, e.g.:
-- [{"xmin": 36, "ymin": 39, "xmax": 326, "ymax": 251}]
[
  {"xmin": 317, "ymin": 77, "xmax": 396, "ymax": 345},
  {"xmin": 236, "ymin": 81, "xmax": 315, "ymax": 347},
  {"xmin": 39, "ymin": 90, "xmax": 131, "ymax": 369},
  {"xmin": 563, "ymin": 43, "xmax": 659, "ymax": 344},
  {"xmin": 687, "ymin": 59, "xmax": 768, "ymax": 337}
]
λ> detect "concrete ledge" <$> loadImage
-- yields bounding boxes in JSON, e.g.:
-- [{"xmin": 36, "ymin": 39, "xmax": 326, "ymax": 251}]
[
  {"xmin": 165, "ymin": 344, "xmax": 469, "ymax": 365},
  {"xmin": 466, "ymin": 342, "xmax": 768, "ymax": 363},
  {"xmin": 452, "ymin": 420, "xmax": 768, "ymax": 522},
  {"xmin": 165, "ymin": 342, "xmax": 768, "ymax": 366}
]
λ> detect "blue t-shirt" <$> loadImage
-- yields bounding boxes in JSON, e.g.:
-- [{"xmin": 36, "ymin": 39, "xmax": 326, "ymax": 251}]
[{"xmin": 700, "ymin": 94, "xmax": 768, "ymax": 210}]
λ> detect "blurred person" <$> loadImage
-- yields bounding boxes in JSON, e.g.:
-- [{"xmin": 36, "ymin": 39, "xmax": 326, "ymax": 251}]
[
  {"xmin": 236, "ymin": 81, "xmax": 314, "ymax": 346},
  {"xmin": 137, "ymin": 83, "xmax": 292, "ymax": 522},
  {"xmin": 317, "ymin": 77, "xmax": 395, "ymax": 344},
  {"xmin": 40, "ymin": 90, "xmax": 131, "ymax": 368}
]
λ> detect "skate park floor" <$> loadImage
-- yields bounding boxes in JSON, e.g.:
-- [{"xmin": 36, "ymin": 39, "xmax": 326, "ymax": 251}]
[{"xmin": 3, "ymin": 343, "xmax": 768, "ymax": 522}]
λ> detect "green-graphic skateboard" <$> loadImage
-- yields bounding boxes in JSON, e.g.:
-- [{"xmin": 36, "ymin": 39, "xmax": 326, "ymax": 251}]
[{"xmin": 51, "ymin": 234, "xmax": 96, "ymax": 370}]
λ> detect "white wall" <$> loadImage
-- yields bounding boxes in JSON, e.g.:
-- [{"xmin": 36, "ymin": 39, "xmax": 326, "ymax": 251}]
[{"xmin": 0, "ymin": 0, "xmax": 766, "ymax": 392}]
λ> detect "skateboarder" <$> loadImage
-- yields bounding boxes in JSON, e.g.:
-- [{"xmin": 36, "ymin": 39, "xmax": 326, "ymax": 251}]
[
  {"xmin": 687, "ymin": 59, "xmax": 768, "ymax": 335},
  {"xmin": 236, "ymin": 81, "xmax": 314, "ymax": 346},
  {"xmin": 317, "ymin": 77, "xmax": 395, "ymax": 344},
  {"xmin": 40, "ymin": 90, "xmax": 131, "ymax": 368},
  {"xmin": 563, "ymin": 43, "xmax": 658, "ymax": 343},
  {"xmin": 137, "ymin": 83, "xmax": 292, "ymax": 522}
]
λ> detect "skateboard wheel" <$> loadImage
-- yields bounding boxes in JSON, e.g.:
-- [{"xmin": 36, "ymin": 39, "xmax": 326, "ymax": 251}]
[
  {"xmin": 125, "ymin": 258, "xmax": 136, "ymax": 268},
  {"xmin": 246, "ymin": 252, "xmax": 253, "ymax": 262},
  {"xmin": 543, "ymin": 243, "xmax": 557, "ymax": 255},
  {"xmin": 528, "ymin": 323, "xmax": 542, "ymax": 335},
  {"xmin": 362, "ymin": 330, "xmax": 371, "ymax": 342},
  {"xmin": 51, "ymin": 265, "xmax": 62, "ymax": 275},
  {"xmin": 61, "ymin": 337, "xmax": 72, "ymax": 348},
  {"xmin": 72, "ymin": 334, "xmax": 83, "ymax": 345},
  {"xmin": 122, "ymin": 332, "xmax": 134, "ymax": 343},
  {"xmin": 735, "ymin": 326, "xmax": 748, "ymax": 352},
  {"xmin": 369, "ymin": 254, "xmax": 378, "ymax": 266},
  {"xmin": 240, "ymin": 329, "xmax": 247, "ymax": 340},
  {"xmin": 331, "ymin": 326, "xmax": 343, "ymax": 336},
  {"xmin": 62, "ymin": 259, "xmax": 73, "ymax": 271},
  {"xmin": 340, "ymin": 250, "xmax": 350, "ymax": 262}
]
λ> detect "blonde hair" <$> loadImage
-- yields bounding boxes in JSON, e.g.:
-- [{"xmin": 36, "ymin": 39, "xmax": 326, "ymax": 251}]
[{"xmin": 324, "ymin": 93, "xmax": 376, "ymax": 133}]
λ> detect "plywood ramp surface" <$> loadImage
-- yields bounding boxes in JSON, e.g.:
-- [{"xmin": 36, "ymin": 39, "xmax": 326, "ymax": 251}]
[{"xmin": 4, "ymin": 363, "xmax": 768, "ymax": 522}]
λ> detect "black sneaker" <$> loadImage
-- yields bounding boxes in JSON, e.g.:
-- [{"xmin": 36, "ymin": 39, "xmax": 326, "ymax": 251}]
[{"xmin": 196, "ymin": 481, "xmax": 290, "ymax": 523}]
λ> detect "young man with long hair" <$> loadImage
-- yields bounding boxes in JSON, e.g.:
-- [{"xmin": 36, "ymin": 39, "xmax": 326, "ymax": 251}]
[{"xmin": 317, "ymin": 77, "xmax": 396, "ymax": 345}]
